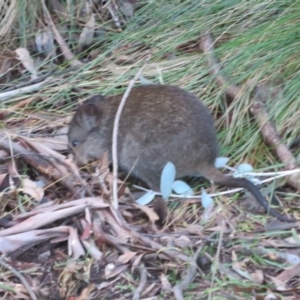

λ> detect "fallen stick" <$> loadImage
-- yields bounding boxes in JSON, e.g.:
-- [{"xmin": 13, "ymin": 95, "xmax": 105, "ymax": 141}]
[{"xmin": 172, "ymin": 247, "xmax": 202, "ymax": 300}]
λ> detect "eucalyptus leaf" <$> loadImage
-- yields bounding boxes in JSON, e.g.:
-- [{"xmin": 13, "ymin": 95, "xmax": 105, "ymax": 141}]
[
  {"xmin": 214, "ymin": 157, "xmax": 230, "ymax": 168},
  {"xmin": 135, "ymin": 191, "xmax": 156, "ymax": 205},
  {"xmin": 160, "ymin": 162, "xmax": 176, "ymax": 199},
  {"xmin": 248, "ymin": 177, "xmax": 262, "ymax": 184},
  {"xmin": 172, "ymin": 180, "xmax": 194, "ymax": 196},
  {"xmin": 233, "ymin": 163, "xmax": 253, "ymax": 178},
  {"xmin": 201, "ymin": 188, "xmax": 214, "ymax": 208},
  {"xmin": 279, "ymin": 252, "xmax": 300, "ymax": 265},
  {"xmin": 201, "ymin": 203, "xmax": 215, "ymax": 223},
  {"xmin": 237, "ymin": 163, "xmax": 253, "ymax": 173},
  {"xmin": 140, "ymin": 74, "xmax": 155, "ymax": 85}
]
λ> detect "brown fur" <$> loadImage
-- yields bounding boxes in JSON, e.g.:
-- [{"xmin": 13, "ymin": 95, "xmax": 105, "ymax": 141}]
[{"xmin": 68, "ymin": 84, "xmax": 294, "ymax": 222}]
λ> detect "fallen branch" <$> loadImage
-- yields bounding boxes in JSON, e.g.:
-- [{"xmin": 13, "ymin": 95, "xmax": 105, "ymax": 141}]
[
  {"xmin": 0, "ymin": 77, "xmax": 52, "ymax": 101},
  {"xmin": 200, "ymin": 31, "xmax": 300, "ymax": 189},
  {"xmin": 199, "ymin": 32, "xmax": 241, "ymax": 99},
  {"xmin": 250, "ymin": 101, "xmax": 299, "ymax": 188}
]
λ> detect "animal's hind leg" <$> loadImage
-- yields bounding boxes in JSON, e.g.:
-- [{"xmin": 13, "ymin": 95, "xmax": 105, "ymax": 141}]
[{"xmin": 129, "ymin": 160, "xmax": 162, "ymax": 192}]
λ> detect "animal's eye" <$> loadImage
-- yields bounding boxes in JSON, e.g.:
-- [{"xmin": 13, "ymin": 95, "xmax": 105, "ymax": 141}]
[{"xmin": 72, "ymin": 140, "xmax": 80, "ymax": 147}]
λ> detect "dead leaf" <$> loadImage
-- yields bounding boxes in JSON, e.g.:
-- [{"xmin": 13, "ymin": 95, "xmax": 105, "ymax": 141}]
[
  {"xmin": 75, "ymin": 284, "xmax": 96, "ymax": 300},
  {"xmin": 68, "ymin": 227, "xmax": 85, "ymax": 259},
  {"xmin": 267, "ymin": 275, "xmax": 288, "ymax": 291},
  {"xmin": 0, "ymin": 175, "xmax": 9, "ymax": 192},
  {"xmin": 20, "ymin": 136, "xmax": 66, "ymax": 160},
  {"xmin": 119, "ymin": 0, "xmax": 134, "ymax": 18},
  {"xmin": 20, "ymin": 177, "xmax": 44, "ymax": 201},
  {"xmin": 160, "ymin": 273, "xmax": 172, "ymax": 291},
  {"xmin": 0, "ymin": 226, "xmax": 70, "ymax": 253},
  {"xmin": 81, "ymin": 239, "xmax": 103, "ymax": 261},
  {"xmin": 80, "ymin": 219, "xmax": 92, "ymax": 240},
  {"xmin": 29, "ymin": 136, "xmax": 68, "ymax": 151},
  {"xmin": 0, "ymin": 198, "xmax": 109, "ymax": 237},
  {"xmin": 0, "ymin": 149, "xmax": 8, "ymax": 159},
  {"xmin": 276, "ymin": 262, "xmax": 300, "ymax": 282},
  {"xmin": 201, "ymin": 203, "xmax": 215, "ymax": 222},
  {"xmin": 15, "ymin": 197, "xmax": 108, "ymax": 220},
  {"xmin": 231, "ymin": 252, "xmax": 253, "ymax": 281},
  {"xmin": 132, "ymin": 253, "xmax": 144, "ymax": 272},
  {"xmin": 134, "ymin": 203, "xmax": 159, "ymax": 222},
  {"xmin": 106, "ymin": 2, "xmax": 121, "ymax": 28},
  {"xmin": 78, "ymin": 14, "xmax": 95, "ymax": 46},
  {"xmin": 173, "ymin": 235, "xmax": 193, "ymax": 248},
  {"xmin": 100, "ymin": 210, "xmax": 132, "ymax": 242},
  {"xmin": 15, "ymin": 48, "xmax": 38, "ymax": 80},
  {"xmin": 117, "ymin": 251, "xmax": 137, "ymax": 264},
  {"xmin": 251, "ymin": 270, "xmax": 264, "ymax": 284},
  {"xmin": 66, "ymin": 260, "xmax": 78, "ymax": 273},
  {"xmin": 102, "ymin": 62, "xmax": 125, "ymax": 75},
  {"xmin": 175, "ymin": 224, "xmax": 204, "ymax": 235},
  {"xmin": 105, "ymin": 263, "xmax": 129, "ymax": 279},
  {"xmin": 104, "ymin": 263, "xmax": 115, "ymax": 279},
  {"xmin": 35, "ymin": 28, "xmax": 55, "ymax": 57}
]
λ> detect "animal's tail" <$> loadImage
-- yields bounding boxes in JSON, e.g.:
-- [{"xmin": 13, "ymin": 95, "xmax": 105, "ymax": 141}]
[{"xmin": 201, "ymin": 167, "xmax": 295, "ymax": 223}]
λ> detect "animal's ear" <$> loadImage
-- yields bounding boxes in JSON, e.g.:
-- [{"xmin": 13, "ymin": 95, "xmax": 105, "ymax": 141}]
[
  {"xmin": 86, "ymin": 94, "xmax": 106, "ymax": 105},
  {"xmin": 76, "ymin": 101, "xmax": 102, "ymax": 131}
]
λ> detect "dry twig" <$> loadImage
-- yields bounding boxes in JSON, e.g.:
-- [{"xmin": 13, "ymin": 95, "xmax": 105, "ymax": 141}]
[
  {"xmin": 132, "ymin": 263, "xmax": 148, "ymax": 300},
  {"xmin": 172, "ymin": 247, "xmax": 202, "ymax": 300},
  {"xmin": 111, "ymin": 62, "xmax": 149, "ymax": 210},
  {"xmin": 208, "ymin": 220, "xmax": 225, "ymax": 300}
]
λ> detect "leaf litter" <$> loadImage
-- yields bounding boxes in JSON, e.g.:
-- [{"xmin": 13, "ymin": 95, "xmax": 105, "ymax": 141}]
[{"xmin": 0, "ymin": 0, "xmax": 299, "ymax": 299}]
